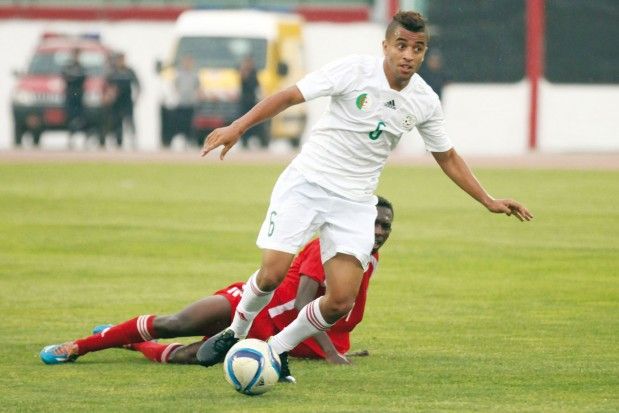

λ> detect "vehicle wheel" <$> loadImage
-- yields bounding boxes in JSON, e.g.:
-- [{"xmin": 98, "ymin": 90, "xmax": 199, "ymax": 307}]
[{"xmin": 13, "ymin": 121, "xmax": 25, "ymax": 147}]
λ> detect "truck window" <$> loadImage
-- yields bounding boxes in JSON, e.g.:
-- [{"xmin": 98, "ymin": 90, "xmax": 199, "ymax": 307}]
[
  {"xmin": 28, "ymin": 51, "xmax": 106, "ymax": 76},
  {"xmin": 175, "ymin": 37, "xmax": 267, "ymax": 70}
]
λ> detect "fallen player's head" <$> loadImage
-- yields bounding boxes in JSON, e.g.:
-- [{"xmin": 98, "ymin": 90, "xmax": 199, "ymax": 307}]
[{"xmin": 374, "ymin": 196, "xmax": 394, "ymax": 252}]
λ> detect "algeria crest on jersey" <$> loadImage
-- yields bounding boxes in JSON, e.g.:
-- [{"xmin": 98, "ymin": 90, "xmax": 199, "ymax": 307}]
[
  {"xmin": 355, "ymin": 93, "xmax": 373, "ymax": 111},
  {"xmin": 402, "ymin": 114, "xmax": 417, "ymax": 131}
]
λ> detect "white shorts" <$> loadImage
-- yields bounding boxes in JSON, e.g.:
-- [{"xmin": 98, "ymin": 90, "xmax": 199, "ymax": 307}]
[{"xmin": 256, "ymin": 165, "xmax": 377, "ymax": 270}]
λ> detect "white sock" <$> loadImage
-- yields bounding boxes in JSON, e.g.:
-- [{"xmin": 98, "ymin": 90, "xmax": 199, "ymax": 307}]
[
  {"xmin": 229, "ymin": 271, "xmax": 274, "ymax": 338},
  {"xmin": 269, "ymin": 297, "xmax": 333, "ymax": 355}
]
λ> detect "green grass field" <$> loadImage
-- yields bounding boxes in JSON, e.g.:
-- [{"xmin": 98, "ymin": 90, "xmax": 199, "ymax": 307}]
[{"xmin": 0, "ymin": 161, "xmax": 617, "ymax": 412}]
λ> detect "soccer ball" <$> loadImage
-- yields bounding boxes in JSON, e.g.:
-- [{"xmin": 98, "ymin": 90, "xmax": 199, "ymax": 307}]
[{"xmin": 223, "ymin": 338, "xmax": 281, "ymax": 396}]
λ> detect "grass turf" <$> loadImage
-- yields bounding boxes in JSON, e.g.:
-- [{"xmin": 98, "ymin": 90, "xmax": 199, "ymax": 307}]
[{"xmin": 0, "ymin": 162, "xmax": 617, "ymax": 412}]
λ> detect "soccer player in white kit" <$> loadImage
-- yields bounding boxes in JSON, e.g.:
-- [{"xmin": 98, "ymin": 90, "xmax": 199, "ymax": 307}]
[{"xmin": 197, "ymin": 11, "xmax": 533, "ymax": 378}]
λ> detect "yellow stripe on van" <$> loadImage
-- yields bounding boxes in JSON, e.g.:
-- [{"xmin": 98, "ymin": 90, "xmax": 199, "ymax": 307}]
[{"xmin": 278, "ymin": 22, "xmax": 302, "ymax": 38}]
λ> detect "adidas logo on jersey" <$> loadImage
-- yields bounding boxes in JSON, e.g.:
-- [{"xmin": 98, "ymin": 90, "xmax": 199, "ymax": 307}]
[{"xmin": 384, "ymin": 100, "xmax": 396, "ymax": 110}]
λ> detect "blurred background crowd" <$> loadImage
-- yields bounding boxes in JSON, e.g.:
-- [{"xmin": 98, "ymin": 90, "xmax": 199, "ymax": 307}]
[{"xmin": 0, "ymin": 0, "xmax": 617, "ymax": 154}]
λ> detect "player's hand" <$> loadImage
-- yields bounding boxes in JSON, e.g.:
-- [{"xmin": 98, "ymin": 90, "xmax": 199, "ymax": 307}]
[
  {"xmin": 346, "ymin": 349, "xmax": 370, "ymax": 358},
  {"xmin": 200, "ymin": 123, "xmax": 243, "ymax": 160},
  {"xmin": 486, "ymin": 198, "xmax": 533, "ymax": 222},
  {"xmin": 324, "ymin": 351, "xmax": 351, "ymax": 365}
]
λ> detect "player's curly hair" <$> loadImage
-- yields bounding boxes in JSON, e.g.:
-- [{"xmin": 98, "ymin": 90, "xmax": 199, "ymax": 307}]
[
  {"xmin": 376, "ymin": 195, "xmax": 394, "ymax": 217},
  {"xmin": 385, "ymin": 10, "xmax": 427, "ymax": 40}
]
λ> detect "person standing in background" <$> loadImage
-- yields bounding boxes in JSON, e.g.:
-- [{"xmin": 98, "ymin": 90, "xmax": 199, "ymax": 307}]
[
  {"xmin": 174, "ymin": 55, "xmax": 201, "ymax": 146},
  {"xmin": 62, "ymin": 48, "xmax": 86, "ymax": 146},
  {"xmin": 106, "ymin": 52, "xmax": 140, "ymax": 148},
  {"xmin": 238, "ymin": 55, "xmax": 266, "ymax": 148},
  {"xmin": 418, "ymin": 49, "xmax": 448, "ymax": 100}
]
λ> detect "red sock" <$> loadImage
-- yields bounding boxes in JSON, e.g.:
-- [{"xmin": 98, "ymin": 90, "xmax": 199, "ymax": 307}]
[
  {"xmin": 75, "ymin": 315, "xmax": 157, "ymax": 355},
  {"xmin": 132, "ymin": 341, "xmax": 182, "ymax": 363}
]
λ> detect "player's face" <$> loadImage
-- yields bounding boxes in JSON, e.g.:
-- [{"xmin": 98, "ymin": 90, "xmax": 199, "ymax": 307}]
[
  {"xmin": 373, "ymin": 206, "xmax": 393, "ymax": 253},
  {"xmin": 382, "ymin": 26, "xmax": 428, "ymax": 90}
]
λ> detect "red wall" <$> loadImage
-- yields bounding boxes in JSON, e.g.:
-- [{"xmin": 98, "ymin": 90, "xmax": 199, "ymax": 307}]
[{"xmin": 0, "ymin": 5, "xmax": 369, "ymax": 22}]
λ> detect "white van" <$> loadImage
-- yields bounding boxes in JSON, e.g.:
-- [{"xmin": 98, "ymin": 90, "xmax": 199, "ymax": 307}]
[{"xmin": 157, "ymin": 9, "xmax": 306, "ymax": 148}]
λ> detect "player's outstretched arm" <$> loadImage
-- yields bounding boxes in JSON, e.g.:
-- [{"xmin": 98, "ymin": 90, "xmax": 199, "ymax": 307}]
[
  {"xmin": 432, "ymin": 148, "xmax": 533, "ymax": 221},
  {"xmin": 294, "ymin": 275, "xmax": 350, "ymax": 364},
  {"xmin": 315, "ymin": 334, "xmax": 351, "ymax": 364},
  {"xmin": 201, "ymin": 85, "xmax": 305, "ymax": 159}
]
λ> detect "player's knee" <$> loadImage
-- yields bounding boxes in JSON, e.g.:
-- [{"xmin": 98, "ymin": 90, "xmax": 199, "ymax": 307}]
[
  {"xmin": 320, "ymin": 297, "xmax": 355, "ymax": 323},
  {"xmin": 256, "ymin": 266, "xmax": 288, "ymax": 291},
  {"xmin": 257, "ymin": 251, "xmax": 294, "ymax": 291}
]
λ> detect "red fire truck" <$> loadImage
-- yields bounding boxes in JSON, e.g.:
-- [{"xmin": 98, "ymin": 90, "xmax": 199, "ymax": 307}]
[{"xmin": 11, "ymin": 32, "xmax": 113, "ymax": 147}]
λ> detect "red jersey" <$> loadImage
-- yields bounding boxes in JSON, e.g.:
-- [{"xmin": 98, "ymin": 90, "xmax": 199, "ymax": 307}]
[{"xmin": 214, "ymin": 238, "xmax": 379, "ymax": 358}]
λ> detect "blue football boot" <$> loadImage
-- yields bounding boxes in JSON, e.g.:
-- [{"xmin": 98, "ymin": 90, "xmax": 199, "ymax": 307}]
[
  {"xmin": 40, "ymin": 342, "xmax": 79, "ymax": 365},
  {"xmin": 92, "ymin": 324, "xmax": 113, "ymax": 335}
]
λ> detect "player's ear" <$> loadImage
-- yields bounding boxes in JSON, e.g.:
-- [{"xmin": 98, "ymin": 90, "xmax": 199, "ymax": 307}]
[{"xmin": 382, "ymin": 40, "xmax": 387, "ymax": 54}]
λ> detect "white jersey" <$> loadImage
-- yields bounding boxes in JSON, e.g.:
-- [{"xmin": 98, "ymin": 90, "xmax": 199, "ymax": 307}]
[{"xmin": 292, "ymin": 54, "xmax": 453, "ymax": 202}]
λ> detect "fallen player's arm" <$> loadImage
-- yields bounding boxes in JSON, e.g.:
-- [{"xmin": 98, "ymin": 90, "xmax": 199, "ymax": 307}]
[{"xmin": 295, "ymin": 275, "xmax": 350, "ymax": 364}]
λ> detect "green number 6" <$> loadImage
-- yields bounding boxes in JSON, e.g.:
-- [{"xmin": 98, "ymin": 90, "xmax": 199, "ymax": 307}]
[
  {"xmin": 268, "ymin": 211, "xmax": 277, "ymax": 236},
  {"xmin": 369, "ymin": 121, "xmax": 386, "ymax": 140}
]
